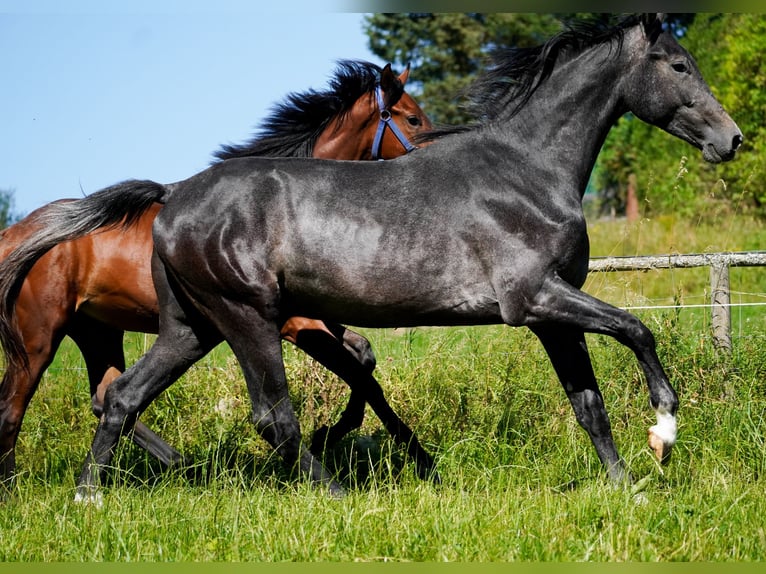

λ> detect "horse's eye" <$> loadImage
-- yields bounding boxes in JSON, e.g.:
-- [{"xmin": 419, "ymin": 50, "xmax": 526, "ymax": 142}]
[
  {"xmin": 671, "ymin": 61, "xmax": 689, "ymax": 74},
  {"xmin": 407, "ymin": 116, "xmax": 422, "ymax": 127}
]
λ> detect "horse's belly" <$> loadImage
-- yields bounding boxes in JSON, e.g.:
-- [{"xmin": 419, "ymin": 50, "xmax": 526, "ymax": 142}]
[{"xmin": 283, "ymin": 269, "xmax": 500, "ymax": 328}]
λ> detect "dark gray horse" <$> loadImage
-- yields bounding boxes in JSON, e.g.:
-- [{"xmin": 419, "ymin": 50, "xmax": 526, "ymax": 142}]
[{"xmin": 0, "ymin": 15, "xmax": 742, "ymax": 500}]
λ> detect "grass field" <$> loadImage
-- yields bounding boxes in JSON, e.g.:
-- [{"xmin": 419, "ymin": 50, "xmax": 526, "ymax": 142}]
[{"xmin": 2, "ymin": 216, "xmax": 766, "ymax": 561}]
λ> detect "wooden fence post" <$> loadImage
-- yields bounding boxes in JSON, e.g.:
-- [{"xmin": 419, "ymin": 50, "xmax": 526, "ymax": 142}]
[
  {"xmin": 710, "ymin": 260, "xmax": 732, "ymax": 354},
  {"xmin": 589, "ymin": 250, "xmax": 766, "ymax": 354}
]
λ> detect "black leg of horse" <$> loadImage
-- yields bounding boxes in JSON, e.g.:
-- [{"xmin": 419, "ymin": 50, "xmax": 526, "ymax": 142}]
[
  {"xmin": 75, "ymin": 327, "xmax": 215, "ymax": 503},
  {"xmin": 75, "ymin": 257, "xmax": 222, "ymax": 503},
  {"xmin": 521, "ymin": 274, "xmax": 679, "ymax": 477},
  {"xmin": 307, "ymin": 323, "xmax": 374, "ymax": 451},
  {"xmin": 292, "ymin": 326, "xmax": 439, "ymax": 483},
  {"xmin": 68, "ymin": 314, "xmax": 185, "ymax": 468},
  {"xmin": 531, "ymin": 324, "xmax": 630, "ymax": 483},
  {"xmin": 207, "ymin": 305, "xmax": 344, "ymax": 496}
]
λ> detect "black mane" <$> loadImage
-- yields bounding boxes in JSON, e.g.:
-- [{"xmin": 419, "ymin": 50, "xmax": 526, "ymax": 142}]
[
  {"xmin": 212, "ymin": 60, "xmax": 387, "ymax": 162},
  {"xmin": 417, "ymin": 14, "xmax": 641, "ymax": 143}
]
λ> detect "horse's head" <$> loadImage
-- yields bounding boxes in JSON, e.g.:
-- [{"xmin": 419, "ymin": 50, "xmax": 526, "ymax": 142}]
[
  {"xmin": 374, "ymin": 63, "xmax": 434, "ymax": 158},
  {"xmin": 314, "ymin": 62, "xmax": 433, "ymax": 160},
  {"xmin": 622, "ymin": 13, "xmax": 742, "ymax": 163}
]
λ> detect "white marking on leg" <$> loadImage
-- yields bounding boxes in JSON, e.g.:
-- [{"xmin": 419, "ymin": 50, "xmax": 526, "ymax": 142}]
[
  {"xmin": 649, "ymin": 408, "xmax": 677, "ymax": 446},
  {"xmin": 73, "ymin": 488, "xmax": 103, "ymax": 508}
]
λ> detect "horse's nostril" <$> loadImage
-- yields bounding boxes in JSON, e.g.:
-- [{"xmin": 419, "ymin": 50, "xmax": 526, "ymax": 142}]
[{"xmin": 733, "ymin": 133, "xmax": 743, "ymax": 150}]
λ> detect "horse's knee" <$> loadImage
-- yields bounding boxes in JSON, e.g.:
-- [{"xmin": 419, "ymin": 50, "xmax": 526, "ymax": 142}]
[
  {"xmin": 623, "ymin": 316, "xmax": 658, "ymax": 353},
  {"xmin": 341, "ymin": 330, "xmax": 376, "ymax": 373}
]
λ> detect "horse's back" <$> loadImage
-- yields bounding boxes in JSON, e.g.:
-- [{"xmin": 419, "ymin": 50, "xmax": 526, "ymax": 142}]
[{"xmin": 1, "ymin": 202, "xmax": 161, "ymax": 333}]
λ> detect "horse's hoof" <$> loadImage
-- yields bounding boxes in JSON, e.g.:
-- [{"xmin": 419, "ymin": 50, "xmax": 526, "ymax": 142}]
[
  {"xmin": 647, "ymin": 428, "xmax": 672, "ymax": 464},
  {"xmin": 328, "ymin": 481, "xmax": 346, "ymax": 499},
  {"xmin": 74, "ymin": 487, "xmax": 104, "ymax": 508}
]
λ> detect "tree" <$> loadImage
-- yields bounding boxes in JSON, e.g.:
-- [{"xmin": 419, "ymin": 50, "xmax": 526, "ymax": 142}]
[{"xmin": 0, "ymin": 188, "xmax": 21, "ymax": 229}]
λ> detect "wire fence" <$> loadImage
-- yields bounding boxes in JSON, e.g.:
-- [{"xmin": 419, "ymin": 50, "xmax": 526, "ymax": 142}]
[{"xmin": 588, "ymin": 250, "xmax": 766, "ymax": 353}]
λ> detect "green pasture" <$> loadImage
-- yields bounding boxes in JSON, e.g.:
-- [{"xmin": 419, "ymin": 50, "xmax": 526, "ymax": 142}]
[{"xmin": 2, "ymin": 216, "xmax": 766, "ymax": 561}]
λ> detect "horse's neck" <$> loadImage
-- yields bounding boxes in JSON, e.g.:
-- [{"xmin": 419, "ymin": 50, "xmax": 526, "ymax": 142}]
[
  {"xmin": 313, "ymin": 104, "xmax": 376, "ymax": 161},
  {"xmin": 499, "ymin": 41, "xmax": 633, "ymax": 197}
]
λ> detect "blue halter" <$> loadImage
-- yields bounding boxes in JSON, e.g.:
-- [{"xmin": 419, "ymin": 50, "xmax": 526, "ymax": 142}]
[{"xmin": 371, "ymin": 85, "xmax": 418, "ymax": 160}]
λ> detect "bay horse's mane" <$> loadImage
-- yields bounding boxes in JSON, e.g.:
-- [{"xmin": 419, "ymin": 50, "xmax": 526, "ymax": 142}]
[
  {"xmin": 213, "ymin": 60, "xmax": 396, "ymax": 162},
  {"xmin": 417, "ymin": 14, "xmax": 642, "ymax": 143}
]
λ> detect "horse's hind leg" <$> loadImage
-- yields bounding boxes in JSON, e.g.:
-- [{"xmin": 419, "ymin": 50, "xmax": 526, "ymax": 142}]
[
  {"xmin": 531, "ymin": 324, "xmax": 629, "ymax": 483},
  {"xmin": 0, "ymin": 286, "xmax": 70, "ymax": 486},
  {"xmin": 76, "ymin": 325, "xmax": 214, "ymax": 503},
  {"xmin": 207, "ymin": 306, "xmax": 343, "ymax": 495},
  {"xmin": 287, "ymin": 324, "xmax": 438, "ymax": 482},
  {"xmin": 67, "ymin": 314, "xmax": 184, "ymax": 467},
  {"xmin": 0, "ymin": 332, "xmax": 62, "ymax": 487},
  {"xmin": 75, "ymin": 306, "xmax": 221, "ymax": 502}
]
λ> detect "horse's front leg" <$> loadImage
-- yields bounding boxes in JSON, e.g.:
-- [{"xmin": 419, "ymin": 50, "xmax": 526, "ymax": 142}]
[
  {"xmin": 0, "ymin": 288, "xmax": 70, "ymax": 488},
  {"xmin": 513, "ymin": 272, "xmax": 679, "ymax": 474}
]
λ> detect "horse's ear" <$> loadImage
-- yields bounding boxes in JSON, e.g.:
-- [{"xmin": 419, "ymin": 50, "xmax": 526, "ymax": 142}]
[
  {"xmin": 380, "ymin": 63, "xmax": 396, "ymax": 91},
  {"xmin": 397, "ymin": 62, "xmax": 411, "ymax": 86},
  {"xmin": 641, "ymin": 13, "xmax": 665, "ymax": 43},
  {"xmin": 379, "ymin": 63, "xmax": 404, "ymax": 107}
]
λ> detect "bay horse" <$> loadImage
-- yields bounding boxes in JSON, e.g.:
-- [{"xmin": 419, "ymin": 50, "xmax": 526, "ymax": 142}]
[
  {"xmin": 0, "ymin": 60, "xmax": 437, "ymax": 487},
  {"xmin": 0, "ymin": 14, "xmax": 743, "ymax": 500}
]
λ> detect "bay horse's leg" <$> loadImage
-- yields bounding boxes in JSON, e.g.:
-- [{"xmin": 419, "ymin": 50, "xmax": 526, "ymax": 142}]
[
  {"xmin": 521, "ymin": 274, "xmax": 679, "ymax": 472},
  {"xmin": 531, "ymin": 324, "xmax": 630, "ymax": 483},
  {"xmin": 67, "ymin": 314, "xmax": 184, "ymax": 467},
  {"xmin": 0, "ymin": 282, "xmax": 71, "ymax": 487},
  {"xmin": 280, "ymin": 318, "xmax": 371, "ymax": 449},
  {"xmin": 0, "ymin": 321, "xmax": 65, "ymax": 487},
  {"xmin": 283, "ymin": 321, "xmax": 438, "ymax": 483}
]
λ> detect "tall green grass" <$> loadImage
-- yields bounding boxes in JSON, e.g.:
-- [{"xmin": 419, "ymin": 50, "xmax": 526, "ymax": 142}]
[{"xmin": 2, "ymin": 216, "xmax": 766, "ymax": 561}]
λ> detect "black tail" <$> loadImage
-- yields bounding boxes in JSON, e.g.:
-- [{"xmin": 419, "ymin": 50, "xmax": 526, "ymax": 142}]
[{"xmin": 0, "ymin": 179, "xmax": 167, "ymax": 374}]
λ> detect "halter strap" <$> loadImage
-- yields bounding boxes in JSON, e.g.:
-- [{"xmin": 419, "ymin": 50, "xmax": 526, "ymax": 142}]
[{"xmin": 371, "ymin": 85, "xmax": 418, "ymax": 160}]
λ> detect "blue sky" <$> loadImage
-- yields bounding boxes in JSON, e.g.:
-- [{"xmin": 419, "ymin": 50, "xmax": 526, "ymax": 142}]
[{"xmin": 0, "ymin": 1, "xmax": 377, "ymax": 216}]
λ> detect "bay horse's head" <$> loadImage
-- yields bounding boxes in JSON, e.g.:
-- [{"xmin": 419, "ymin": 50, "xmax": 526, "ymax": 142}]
[
  {"xmin": 314, "ymin": 62, "xmax": 433, "ymax": 160},
  {"xmin": 213, "ymin": 60, "xmax": 432, "ymax": 163},
  {"xmin": 623, "ymin": 13, "xmax": 742, "ymax": 163}
]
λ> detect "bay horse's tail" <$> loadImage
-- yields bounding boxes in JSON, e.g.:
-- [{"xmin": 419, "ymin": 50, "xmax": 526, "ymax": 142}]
[{"xmin": 0, "ymin": 179, "xmax": 167, "ymax": 373}]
